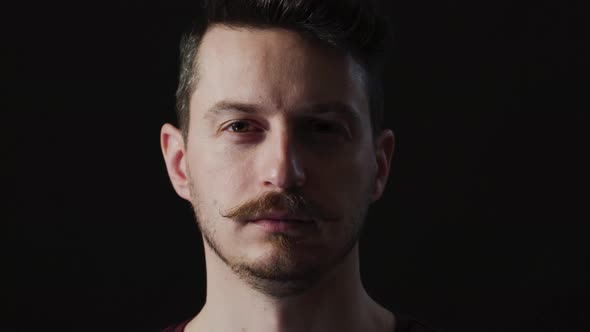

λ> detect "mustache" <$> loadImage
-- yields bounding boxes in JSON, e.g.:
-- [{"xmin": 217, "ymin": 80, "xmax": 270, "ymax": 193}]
[{"xmin": 220, "ymin": 190, "xmax": 332, "ymax": 222}]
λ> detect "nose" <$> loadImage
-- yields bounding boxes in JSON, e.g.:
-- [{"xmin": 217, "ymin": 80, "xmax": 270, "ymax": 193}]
[{"xmin": 260, "ymin": 127, "xmax": 306, "ymax": 190}]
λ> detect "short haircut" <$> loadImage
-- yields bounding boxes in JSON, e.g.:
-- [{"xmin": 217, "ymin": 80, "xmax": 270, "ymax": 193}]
[{"xmin": 175, "ymin": 0, "xmax": 392, "ymax": 142}]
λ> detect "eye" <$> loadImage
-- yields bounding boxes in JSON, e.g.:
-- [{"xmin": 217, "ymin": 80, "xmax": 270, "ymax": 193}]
[
  {"xmin": 309, "ymin": 120, "xmax": 349, "ymax": 136},
  {"xmin": 312, "ymin": 120, "xmax": 337, "ymax": 132},
  {"xmin": 225, "ymin": 121, "xmax": 260, "ymax": 133}
]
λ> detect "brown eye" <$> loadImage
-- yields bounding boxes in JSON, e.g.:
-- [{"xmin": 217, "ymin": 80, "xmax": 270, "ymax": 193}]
[
  {"xmin": 312, "ymin": 121, "xmax": 337, "ymax": 132},
  {"xmin": 310, "ymin": 120, "xmax": 346, "ymax": 135},
  {"xmin": 227, "ymin": 121, "xmax": 256, "ymax": 133}
]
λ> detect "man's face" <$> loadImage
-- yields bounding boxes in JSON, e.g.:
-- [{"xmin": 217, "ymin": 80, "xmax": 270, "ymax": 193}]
[{"xmin": 167, "ymin": 25, "xmax": 392, "ymax": 292}]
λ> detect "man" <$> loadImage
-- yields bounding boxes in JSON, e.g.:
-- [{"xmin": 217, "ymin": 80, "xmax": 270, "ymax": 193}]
[{"xmin": 160, "ymin": 1, "xmax": 438, "ymax": 331}]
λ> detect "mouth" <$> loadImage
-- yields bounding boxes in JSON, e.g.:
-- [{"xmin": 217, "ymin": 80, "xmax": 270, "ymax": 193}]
[
  {"xmin": 247, "ymin": 210, "xmax": 314, "ymax": 222},
  {"xmin": 247, "ymin": 213, "xmax": 317, "ymax": 233},
  {"xmin": 251, "ymin": 219, "xmax": 315, "ymax": 233}
]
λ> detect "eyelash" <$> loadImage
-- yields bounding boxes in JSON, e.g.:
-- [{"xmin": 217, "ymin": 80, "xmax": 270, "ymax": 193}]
[
  {"xmin": 223, "ymin": 119, "xmax": 349, "ymax": 137},
  {"xmin": 224, "ymin": 120, "xmax": 261, "ymax": 133},
  {"xmin": 308, "ymin": 120, "xmax": 346, "ymax": 134}
]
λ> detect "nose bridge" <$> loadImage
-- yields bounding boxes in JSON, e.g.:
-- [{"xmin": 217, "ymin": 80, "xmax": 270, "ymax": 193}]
[{"xmin": 261, "ymin": 122, "xmax": 306, "ymax": 189}]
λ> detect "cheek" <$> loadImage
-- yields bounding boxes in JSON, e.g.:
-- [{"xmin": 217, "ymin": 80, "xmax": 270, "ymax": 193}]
[
  {"xmin": 307, "ymin": 152, "xmax": 375, "ymax": 216},
  {"xmin": 189, "ymin": 144, "xmax": 256, "ymax": 201},
  {"xmin": 311, "ymin": 149, "xmax": 373, "ymax": 190}
]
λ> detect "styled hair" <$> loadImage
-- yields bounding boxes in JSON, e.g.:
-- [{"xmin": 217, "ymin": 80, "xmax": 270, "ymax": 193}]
[{"xmin": 175, "ymin": 0, "xmax": 392, "ymax": 142}]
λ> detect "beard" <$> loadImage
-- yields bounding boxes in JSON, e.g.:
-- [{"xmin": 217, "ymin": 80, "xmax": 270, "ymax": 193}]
[{"xmin": 189, "ymin": 178, "xmax": 372, "ymax": 298}]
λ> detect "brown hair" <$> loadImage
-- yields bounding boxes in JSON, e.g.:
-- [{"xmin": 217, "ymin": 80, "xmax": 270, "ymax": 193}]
[{"xmin": 175, "ymin": 0, "xmax": 392, "ymax": 142}]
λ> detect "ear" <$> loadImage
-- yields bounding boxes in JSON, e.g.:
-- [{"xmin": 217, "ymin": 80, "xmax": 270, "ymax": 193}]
[
  {"xmin": 160, "ymin": 123, "xmax": 192, "ymax": 201},
  {"xmin": 371, "ymin": 129, "xmax": 395, "ymax": 202}
]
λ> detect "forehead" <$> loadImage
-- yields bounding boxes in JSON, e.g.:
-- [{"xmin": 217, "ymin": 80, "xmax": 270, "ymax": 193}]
[{"xmin": 190, "ymin": 25, "xmax": 368, "ymax": 118}]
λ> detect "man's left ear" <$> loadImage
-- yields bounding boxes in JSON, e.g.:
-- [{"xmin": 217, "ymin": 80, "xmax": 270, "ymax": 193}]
[{"xmin": 371, "ymin": 129, "xmax": 395, "ymax": 202}]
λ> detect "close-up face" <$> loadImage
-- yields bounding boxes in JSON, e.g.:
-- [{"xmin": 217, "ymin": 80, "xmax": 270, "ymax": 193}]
[{"xmin": 162, "ymin": 25, "xmax": 393, "ymax": 290}]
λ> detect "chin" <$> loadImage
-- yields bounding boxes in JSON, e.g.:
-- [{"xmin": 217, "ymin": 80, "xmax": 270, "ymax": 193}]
[
  {"xmin": 231, "ymin": 253, "xmax": 323, "ymax": 298},
  {"xmin": 248, "ymin": 245, "xmax": 322, "ymax": 278}
]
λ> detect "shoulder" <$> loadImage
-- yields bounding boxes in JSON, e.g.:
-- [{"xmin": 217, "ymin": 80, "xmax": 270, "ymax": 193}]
[
  {"xmin": 395, "ymin": 313, "xmax": 441, "ymax": 332},
  {"xmin": 161, "ymin": 319, "xmax": 190, "ymax": 332}
]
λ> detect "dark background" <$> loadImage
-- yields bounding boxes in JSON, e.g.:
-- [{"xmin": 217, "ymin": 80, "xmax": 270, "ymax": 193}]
[{"xmin": 4, "ymin": 1, "xmax": 588, "ymax": 331}]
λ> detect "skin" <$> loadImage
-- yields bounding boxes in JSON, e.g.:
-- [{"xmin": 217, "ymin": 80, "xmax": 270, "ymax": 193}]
[{"xmin": 161, "ymin": 25, "xmax": 396, "ymax": 332}]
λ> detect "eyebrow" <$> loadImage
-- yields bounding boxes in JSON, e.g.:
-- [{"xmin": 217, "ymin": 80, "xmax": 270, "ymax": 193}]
[
  {"xmin": 204, "ymin": 100, "xmax": 362, "ymax": 121},
  {"xmin": 300, "ymin": 102, "xmax": 362, "ymax": 122},
  {"xmin": 204, "ymin": 101, "xmax": 263, "ymax": 119}
]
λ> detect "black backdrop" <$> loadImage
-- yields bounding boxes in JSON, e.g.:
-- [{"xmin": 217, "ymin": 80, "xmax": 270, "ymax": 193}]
[{"xmin": 4, "ymin": 1, "xmax": 588, "ymax": 331}]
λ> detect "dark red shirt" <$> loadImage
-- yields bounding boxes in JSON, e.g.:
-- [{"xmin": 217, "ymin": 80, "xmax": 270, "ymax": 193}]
[{"xmin": 162, "ymin": 313, "xmax": 439, "ymax": 332}]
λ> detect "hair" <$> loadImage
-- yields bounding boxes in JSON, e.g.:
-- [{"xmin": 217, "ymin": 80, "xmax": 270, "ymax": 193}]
[{"xmin": 175, "ymin": 0, "xmax": 392, "ymax": 142}]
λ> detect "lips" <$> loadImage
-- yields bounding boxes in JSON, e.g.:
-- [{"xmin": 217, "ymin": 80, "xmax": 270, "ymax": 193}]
[
  {"xmin": 246, "ymin": 211, "xmax": 316, "ymax": 233},
  {"xmin": 247, "ymin": 210, "xmax": 314, "ymax": 223},
  {"xmin": 250, "ymin": 219, "xmax": 315, "ymax": 233}
]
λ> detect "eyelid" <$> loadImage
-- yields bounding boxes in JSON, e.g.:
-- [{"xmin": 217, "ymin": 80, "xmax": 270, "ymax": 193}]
[
  {"xmin": 308, "ymin": 114, "xmax": 349, "ymax": 125},
  {"xmin": 222, "ymin": 119, "xmax": 263, "ymax": 133},
  {"xmin": 309, "ymin": 118, "xmax": 351, "ymax": 135}
]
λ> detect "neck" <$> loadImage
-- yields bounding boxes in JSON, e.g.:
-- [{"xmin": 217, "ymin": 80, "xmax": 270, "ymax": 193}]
[{"xmin": 186, "ymin": 243, "xmax": 395, "ymax": 332}]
